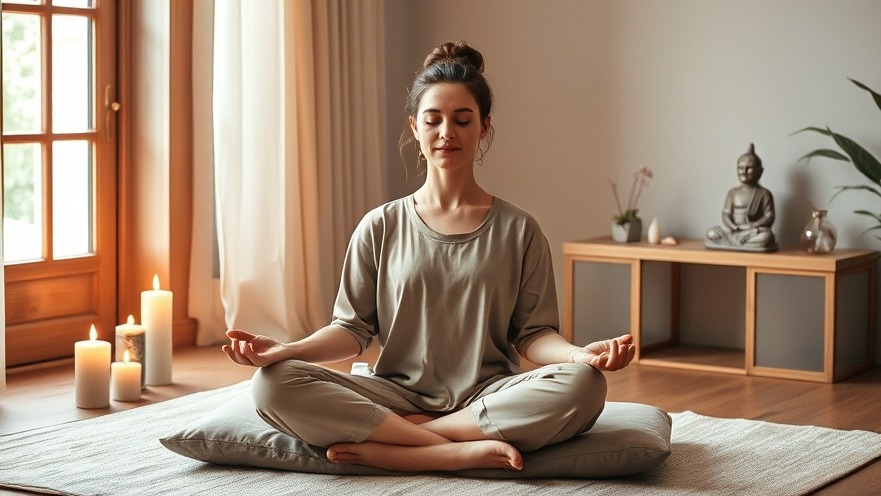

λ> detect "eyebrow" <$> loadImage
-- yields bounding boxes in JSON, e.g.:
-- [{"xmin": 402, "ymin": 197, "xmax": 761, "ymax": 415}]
[{"xmin": 421, "ymin": 108, "xmax": 475, "ymax": 114}]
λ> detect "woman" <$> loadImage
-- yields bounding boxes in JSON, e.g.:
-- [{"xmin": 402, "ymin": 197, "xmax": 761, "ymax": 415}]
[{"xmin": 223, "ymin": 41, "xmax": 635, "ymax": 473}]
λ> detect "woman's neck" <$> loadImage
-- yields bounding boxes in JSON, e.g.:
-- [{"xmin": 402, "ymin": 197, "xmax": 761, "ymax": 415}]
[{"xmin": 415, "ymin": 169, "xmax": 492, "ymax": 210}]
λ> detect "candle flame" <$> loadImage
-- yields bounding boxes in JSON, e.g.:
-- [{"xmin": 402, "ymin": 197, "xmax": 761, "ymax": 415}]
[
  {"xmin": 153, "ymin": 274, "xmax": 160, "ymax": 290},
  {"xmin": 127, "ymin": 314, "xmax": 135, "ymax": 325},
  {"xmin": 123, "ymin": 349, "xmax": 131, "ymax": 362},
  {"xmin": 89, "ymin": 324, "xmax": 97, "ymax": 341}
]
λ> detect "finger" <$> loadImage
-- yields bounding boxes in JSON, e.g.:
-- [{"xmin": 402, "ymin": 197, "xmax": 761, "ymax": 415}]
[
  {"xmin": 226, "ymin": 329, "xmax": 255, "ymax": 340},
  {"xmin": 607, "ymin": 338, "xmax": 620, "ymax": 369},
  {"xmin": 625, "ymin": 344, "xmax": 636, "ymax": 364},
  {"xmin": 620, "ymin": 334, "xmax": 633, "ymax": 344},
  {"xmin": 616, "ymin": 343, "xmax": 630, "ymax": 368},
  {"xmin": 222, "ymin": 344, "xmax": 249, "ymax": 366},
  {"xmin": 243, "ymin": 342, "xmax": 260, "ymax": 361}
]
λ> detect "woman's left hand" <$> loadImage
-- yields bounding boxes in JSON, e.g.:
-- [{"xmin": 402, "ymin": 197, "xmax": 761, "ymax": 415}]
[{"xmin": 570, "ymin": 334, "xmax": 635, "ymax": 371}]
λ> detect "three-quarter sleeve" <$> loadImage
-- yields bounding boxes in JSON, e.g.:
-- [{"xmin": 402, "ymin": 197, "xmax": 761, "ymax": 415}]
[
  {"xmin": 330, "ymin": 217, "xmax": 380, "ymax": 354},
  {"xmin": 509, "ymin": 222, "xmax": 560, "ymax": 356}
]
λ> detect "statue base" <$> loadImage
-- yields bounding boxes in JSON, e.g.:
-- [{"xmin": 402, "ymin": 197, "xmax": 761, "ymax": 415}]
[{"xmin": 704, "ymin": 240, "xmax": 778, "ymax": 253}]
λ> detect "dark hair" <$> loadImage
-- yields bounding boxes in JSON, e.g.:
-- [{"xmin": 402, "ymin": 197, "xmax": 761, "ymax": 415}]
[{"xmin": 398, "ymin": 41, "xmax": 495, "ymax": 177}]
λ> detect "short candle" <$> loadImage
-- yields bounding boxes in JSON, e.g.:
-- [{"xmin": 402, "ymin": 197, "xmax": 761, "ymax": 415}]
[
  {"xmin": 111, "ymin": 350, "xmax": 142, "ymax": 402},
  {"xmin": 74, "ymin": 324, "xmax": 111, "ymax": 409}
]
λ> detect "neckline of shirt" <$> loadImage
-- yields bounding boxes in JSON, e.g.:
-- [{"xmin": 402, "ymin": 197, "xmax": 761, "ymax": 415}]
[{"xmin": 405, "ymin": 194, "xmax": 499, "ymax": 243}]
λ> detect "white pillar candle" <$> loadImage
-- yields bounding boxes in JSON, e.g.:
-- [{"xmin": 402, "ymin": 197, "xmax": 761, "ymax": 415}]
[
  {"xmin": 115, "ymin": 314, "xmax": 146, "ymax": 389},
  {"xmin": 111, "ymin": 350, "xmax": 142, "ymax": 402},
  {"xmin": 74, "ymin": 324, "xmax": 111, "ymax": 409},
  {"xmin": 142, "ymin": 274, "xmax": 173, "ymax": 385}
]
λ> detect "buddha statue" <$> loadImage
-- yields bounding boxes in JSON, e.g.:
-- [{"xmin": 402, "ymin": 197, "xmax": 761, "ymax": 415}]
[{"xmin": 705, "ymin": 143, "xmax": 778, "ymax": 252}]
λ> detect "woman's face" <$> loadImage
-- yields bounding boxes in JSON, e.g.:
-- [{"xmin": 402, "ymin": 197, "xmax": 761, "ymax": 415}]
[{"xmin": 410, "ymin": 83, "xmax": 490, "ymax": 172}]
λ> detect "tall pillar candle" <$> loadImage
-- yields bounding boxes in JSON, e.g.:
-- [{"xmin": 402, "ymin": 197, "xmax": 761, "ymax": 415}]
[
  {"xmin": 115, "ymin": 314, "xmax": 146, "ymax": 388},
  {"xmin": 142, "ymin": 274, "xmax": 173, "ymax": 385},
  {"xmin": 74, "ymin": 324, "xmax": 111, "ymax": 409}
]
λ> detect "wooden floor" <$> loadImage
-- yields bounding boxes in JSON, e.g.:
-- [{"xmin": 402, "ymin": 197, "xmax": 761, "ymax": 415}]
[{"xmin": 2, "ymin": 345, "xmax": 880, "ymax": 495}]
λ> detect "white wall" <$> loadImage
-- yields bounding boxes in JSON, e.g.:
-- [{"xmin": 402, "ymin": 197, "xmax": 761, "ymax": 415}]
[{"xmin": 384, "ymin": 0, "xmax": 881, "ymax": 364}]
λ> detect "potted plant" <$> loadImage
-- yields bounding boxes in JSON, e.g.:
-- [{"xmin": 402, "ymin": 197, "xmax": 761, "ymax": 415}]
[
  {"xmin": 609, "ymin": 166, "xmax": 653, "ymax": 242},
  {"xmin": 796, "ymin": 79, "xmax": 881, "ymax": 241}
]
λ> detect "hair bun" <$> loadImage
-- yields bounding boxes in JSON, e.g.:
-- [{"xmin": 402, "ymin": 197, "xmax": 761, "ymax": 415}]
[{"xmin": 422, "ymin": 40, "xmax": 484, "ymax": 73}]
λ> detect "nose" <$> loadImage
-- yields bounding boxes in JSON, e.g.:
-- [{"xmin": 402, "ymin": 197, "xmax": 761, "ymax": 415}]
[{"xmin": 439, "ymin": 121, "xmax": 455, "ymax": 139}]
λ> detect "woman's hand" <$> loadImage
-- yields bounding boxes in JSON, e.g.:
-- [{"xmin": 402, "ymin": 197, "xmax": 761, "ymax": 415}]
[
  {"xmin": 570, "ymin": 334, "xmax": 635, "ymax": 371},
  {"xmin": 222, "ymin": 329, "xmax": 293, "ymax": 367}
]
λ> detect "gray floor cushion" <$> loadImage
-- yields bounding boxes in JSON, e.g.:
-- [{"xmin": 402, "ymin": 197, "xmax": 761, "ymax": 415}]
[{"xmin": 161, "ymin": 386, "xmax": 671, "ymax": 479}]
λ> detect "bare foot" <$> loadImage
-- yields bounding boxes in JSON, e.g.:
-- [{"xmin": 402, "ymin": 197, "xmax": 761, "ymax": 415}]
[{"xmin": 326, "ymin": 439, "xmax": 523, "ymax": 472}]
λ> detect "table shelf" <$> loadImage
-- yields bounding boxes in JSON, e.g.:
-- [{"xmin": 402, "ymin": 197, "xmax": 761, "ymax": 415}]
[
  {"xmin": 639, "ymin": 344, "xmax": 745, "ymax": 374},
  {"xmin": 563, "ymin": 237, "xmax": 878, "ymax": 383}
]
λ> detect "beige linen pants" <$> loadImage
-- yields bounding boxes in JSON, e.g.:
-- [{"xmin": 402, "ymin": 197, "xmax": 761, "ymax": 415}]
[{"xmin": 251, "ymin": 360, "xmax": 607, "ymax": 452}]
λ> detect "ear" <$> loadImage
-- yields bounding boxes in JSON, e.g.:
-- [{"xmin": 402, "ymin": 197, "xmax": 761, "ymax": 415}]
[
  {"xmin": 409, "ymin": 116, "xmax": 418, "ymax": 138},
  {"xmin": 481, "ymin": 116, "xmax": 492, "ymax": 137}
]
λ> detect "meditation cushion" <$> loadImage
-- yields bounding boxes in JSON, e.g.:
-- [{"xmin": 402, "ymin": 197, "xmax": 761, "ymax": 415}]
[{"xmin": 161, "ymin": 385, "xmax": 672, "ymax": 478}]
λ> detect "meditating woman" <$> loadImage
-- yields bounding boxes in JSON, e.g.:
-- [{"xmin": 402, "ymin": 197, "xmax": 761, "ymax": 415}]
[{"xmin": 223, "ymin": 40, "xmax": 635, "ymax": 473}]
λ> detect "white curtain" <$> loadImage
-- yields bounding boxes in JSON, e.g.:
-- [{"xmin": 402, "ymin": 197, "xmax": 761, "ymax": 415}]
[
  {"xmin": 190, "ymin": 0, "xmax": 386, "ymax": 344},
  {"xmin": 189, "ymin": 0, "xmax": 226, "ymax": 345}
]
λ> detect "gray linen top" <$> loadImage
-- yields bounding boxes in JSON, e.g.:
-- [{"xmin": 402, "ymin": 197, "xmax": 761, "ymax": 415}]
[{"xmin": 331, "ymin": 195, "xmax": 560, "ymax": 412}]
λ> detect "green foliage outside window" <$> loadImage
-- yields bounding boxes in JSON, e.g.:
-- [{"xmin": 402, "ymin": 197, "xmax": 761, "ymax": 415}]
[{"xmin": 3, "ymin": 12, "xmax": 41, "ymax": 224}]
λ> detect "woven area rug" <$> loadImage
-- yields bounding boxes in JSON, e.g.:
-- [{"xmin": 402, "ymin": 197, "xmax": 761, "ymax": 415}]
[{"xmin": 2, "ymin": 382, "xmax": 880, "ymax": 496}]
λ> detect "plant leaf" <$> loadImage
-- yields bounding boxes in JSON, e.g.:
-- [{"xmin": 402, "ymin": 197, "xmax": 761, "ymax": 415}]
[
  {"xmin": 831, "ymin": 184, "xmax": 881, "ymax": 202},
  {"xmin": 849, "ymin": 78, "xmax": 881, "ymax": 114},
  {"xmin": 827, "ymin": 128, "xmax": 881, "ymax": 183},
  {"xmin": 853, "ymin": 209, "xmax": 881, "ymax": 223},
  {"xmin": 792, "ymin": 126, "xmax": 833, "ymax": 136},
  {"xmin": 798, "ymin": 149, "xmax": 850, "ymax": 163}
]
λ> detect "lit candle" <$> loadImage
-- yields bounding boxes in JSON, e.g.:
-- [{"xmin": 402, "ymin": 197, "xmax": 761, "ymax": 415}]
[
  {"xmin": 74, "ymin": 324, "xmax": 111, "ymax": 409},
  {"xmin": 142, "ymin": 274, "xmax": 173, "ymax": 385},
  {"xmin": 111, "ymin": 350, "xmax": 142, "ymax": 402},
  {"xmin": 115, "ymin": 315, "xmax": 146, "ymax": 389}
]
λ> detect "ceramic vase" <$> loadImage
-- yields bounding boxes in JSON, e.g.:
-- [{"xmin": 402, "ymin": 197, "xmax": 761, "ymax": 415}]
[
  {"xmin": 800, "ymin": 209, "xmax": 836, "ymax": 254},
  {"xmin": 647, "ymin": 217, "xmax": 661, "ymax": 244},
  {"xmin": 612, "ymin": 218, "xmax": 642, "ymax": 243}
]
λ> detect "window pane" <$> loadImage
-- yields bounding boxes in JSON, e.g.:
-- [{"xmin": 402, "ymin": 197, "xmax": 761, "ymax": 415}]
[
  {"xmin": 2, "ymin": 13, "xmax": 42, "ymax": 134},
  {"xmin": 3, "ymin": 143, "xmax": 44, "ymax": 262},
  {"xmin": 53, "ymin": 15, "xmax": 93, "ymax": 133},
  {"xmin": 53, "ymin": 0, "xmax": 94, "ymax": 7},
  {"xmin": 52, "ymin": 140, "xmax": 92, "ymax": 258}
]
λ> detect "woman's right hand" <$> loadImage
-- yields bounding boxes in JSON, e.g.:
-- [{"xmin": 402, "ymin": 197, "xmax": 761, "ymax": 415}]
[{"xmin": 222, "ymin": 329, "xmax": 293, "ymax": 367}]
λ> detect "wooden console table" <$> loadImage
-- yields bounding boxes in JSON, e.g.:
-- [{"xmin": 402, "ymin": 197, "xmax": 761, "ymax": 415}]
[{"xmin": 563, "ymin": 237, "xmax": 878, "ymax": 383}]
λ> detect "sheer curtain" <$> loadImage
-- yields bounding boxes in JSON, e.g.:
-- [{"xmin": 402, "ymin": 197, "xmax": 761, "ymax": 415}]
[{"xmin": 190, "ymin": 0, "xmax": 386, "ymax": 344}]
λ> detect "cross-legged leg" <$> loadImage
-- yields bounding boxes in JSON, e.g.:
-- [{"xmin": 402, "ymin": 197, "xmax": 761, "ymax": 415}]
[
  {"xmin": 326, "ymin": 363, "xmax": 606, "ymax": 470},
  {"xmin": 252, "ymin": 360, "xmax": 523, "ymax": 471},
  {"xmin": 423, "ymin": 362, "xmax": 608, "ymax": 451}
]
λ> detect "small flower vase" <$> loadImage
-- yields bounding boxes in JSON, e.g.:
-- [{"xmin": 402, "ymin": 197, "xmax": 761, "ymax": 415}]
[
  {"xmin": 800, "ymin": 209, "xmax": 837, "ymax": 254},
  {"xmin": 612, "ymin": 217, "xmax": 642, "ymax": 243}
]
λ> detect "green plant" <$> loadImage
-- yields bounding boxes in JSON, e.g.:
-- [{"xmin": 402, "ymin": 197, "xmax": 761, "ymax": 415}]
[{"xmin": 796, "ymin": 79, "xmax": 881, "ymax": 239}]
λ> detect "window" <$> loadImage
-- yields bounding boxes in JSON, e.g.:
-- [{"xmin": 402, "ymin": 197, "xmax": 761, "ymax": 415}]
[{"xmin": 2, "ymin": 0, "xmax": 117, "ymax": 366}]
